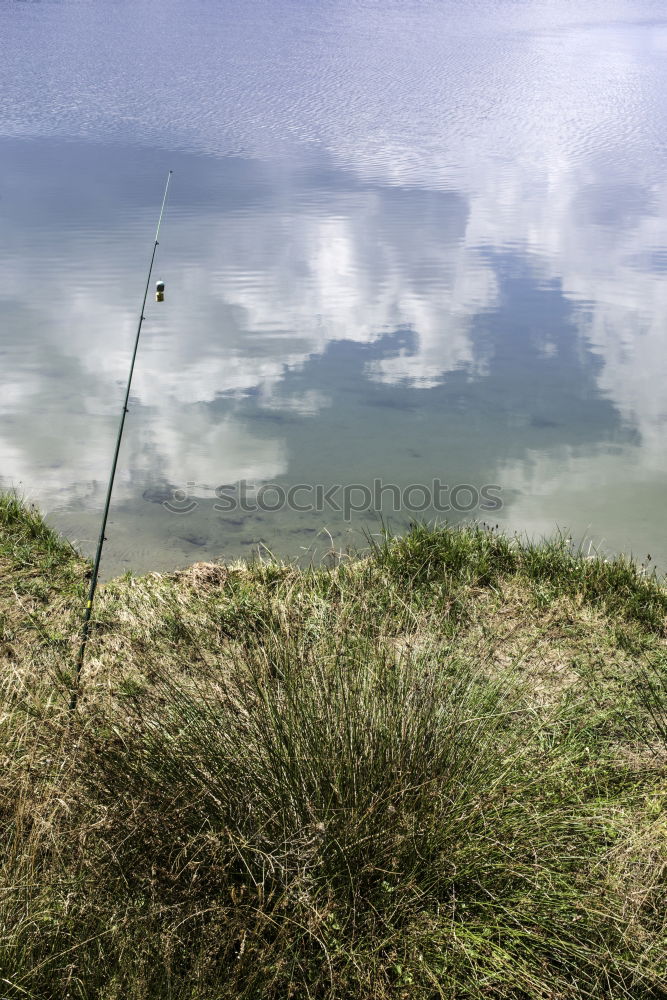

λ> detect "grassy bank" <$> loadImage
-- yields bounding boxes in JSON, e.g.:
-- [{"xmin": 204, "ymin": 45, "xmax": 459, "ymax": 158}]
[{"xmin": 1, "ymin": 493, "xmax": 666, "ymax": 999}]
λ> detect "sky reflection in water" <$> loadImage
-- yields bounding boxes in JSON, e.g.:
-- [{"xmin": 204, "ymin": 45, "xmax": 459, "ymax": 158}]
[{"xmin": 0, "ymin": 0, "xmax": 666, "ymax": 574}]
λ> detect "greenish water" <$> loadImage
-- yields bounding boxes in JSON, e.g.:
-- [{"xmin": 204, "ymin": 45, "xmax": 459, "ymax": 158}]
[{"xmin": 1, "ymin": 0, "xmax": 666, "ymax": 575}]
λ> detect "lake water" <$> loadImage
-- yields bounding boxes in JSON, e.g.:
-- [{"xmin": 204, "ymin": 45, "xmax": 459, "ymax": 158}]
[{"xmin": 1, "ymin": 0, "xmax": 666, "ymax": 576}]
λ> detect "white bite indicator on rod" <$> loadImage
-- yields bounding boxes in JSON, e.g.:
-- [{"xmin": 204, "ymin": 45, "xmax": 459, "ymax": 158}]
[{"xmin": 156, "ymin": 280, "xmax": 165, "ymax": 302}]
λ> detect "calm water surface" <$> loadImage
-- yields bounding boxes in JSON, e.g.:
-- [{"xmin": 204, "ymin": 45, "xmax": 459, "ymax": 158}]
[{"xmin": 1, "ymin": 0, "xmax": 666, "ymax": 575}]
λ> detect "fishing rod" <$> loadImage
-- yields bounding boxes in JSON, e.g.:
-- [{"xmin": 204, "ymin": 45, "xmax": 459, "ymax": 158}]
[{"xmin": 69, "ymin": 170, "xmax": 173, "ymax": 711}]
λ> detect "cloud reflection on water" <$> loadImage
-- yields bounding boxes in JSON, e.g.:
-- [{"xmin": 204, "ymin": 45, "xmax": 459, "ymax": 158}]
[{"xmin": 1, "ymin": 0, "xmax": 666, "ymax": 569}]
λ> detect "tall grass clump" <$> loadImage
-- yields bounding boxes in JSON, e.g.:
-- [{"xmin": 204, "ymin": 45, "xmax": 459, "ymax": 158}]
[{"xmin": 3, "ymin": 638, "xmax": 652, "ymax": 999}]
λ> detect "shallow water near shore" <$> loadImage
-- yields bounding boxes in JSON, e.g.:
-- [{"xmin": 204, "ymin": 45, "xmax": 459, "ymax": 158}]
[{"xmin": 1, "ymin": 0, "xmax": 666, "ymax": 576}]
